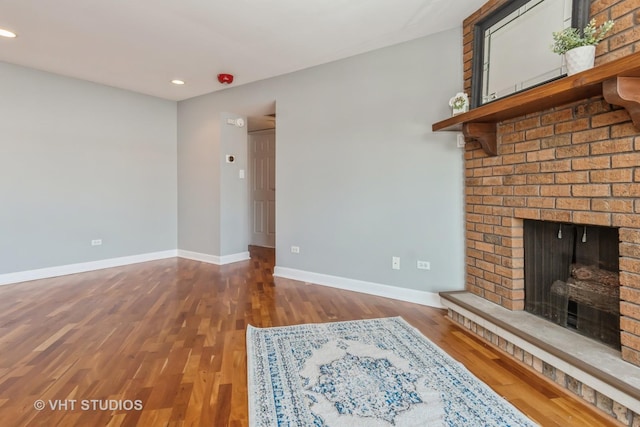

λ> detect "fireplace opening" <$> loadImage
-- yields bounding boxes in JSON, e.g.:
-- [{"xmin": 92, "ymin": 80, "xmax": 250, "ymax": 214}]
[{"xmin": 524, "ymin": 220, "xmax": 620, "ymax": 349}]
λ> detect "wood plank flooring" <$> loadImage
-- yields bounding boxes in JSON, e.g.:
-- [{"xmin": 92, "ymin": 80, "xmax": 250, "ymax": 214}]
[{"xmin": 0, "ymin": 246, "xmax": 619, "ymax": 426}]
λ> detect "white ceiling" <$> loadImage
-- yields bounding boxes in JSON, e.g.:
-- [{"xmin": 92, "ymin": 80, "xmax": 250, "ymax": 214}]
[{"xmin": 0, "ymin": 0, "xmax": 485, "ymax": 101}]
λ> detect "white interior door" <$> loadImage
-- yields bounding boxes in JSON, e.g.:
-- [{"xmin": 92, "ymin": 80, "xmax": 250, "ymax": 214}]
[{"xmin": 249, "ymin": 130, "xmax": 275, "ymax": 247}]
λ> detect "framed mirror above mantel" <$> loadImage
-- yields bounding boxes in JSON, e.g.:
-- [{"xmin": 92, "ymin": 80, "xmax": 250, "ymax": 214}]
[
  {"xmin": 470, "ymin": 0, "xmax": 590, "ymax": 108},
  {"xmin": 432, "ymin": 0, "xmax": 640, "ymax": 157}
]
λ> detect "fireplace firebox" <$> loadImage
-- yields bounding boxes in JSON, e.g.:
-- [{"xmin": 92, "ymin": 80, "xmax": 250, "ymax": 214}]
[{"xmin": 524, "ymin": 220, "xmax": 620, "ymax": 348}]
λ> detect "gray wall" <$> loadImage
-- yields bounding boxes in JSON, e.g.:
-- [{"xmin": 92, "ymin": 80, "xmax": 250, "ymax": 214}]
[
  {"xmin": 219, "ymin": 112, "xmax": 249, "ymax": 255},
  {"xmin": 0, "ymin": 62, "xmax": 177, "ymax": 274},
  {"xmin": 177, "ymin": 97, "xmax": 223, "ymax": 255},
  {"xmin": 178, "ymin": 28, "xmax": 466, "ymax": 293}
]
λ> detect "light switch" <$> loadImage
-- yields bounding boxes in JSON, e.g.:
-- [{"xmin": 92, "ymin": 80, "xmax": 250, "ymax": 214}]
[{"xmin": 239, "ymin": 169, "xmax": 245, "ymax": 179}]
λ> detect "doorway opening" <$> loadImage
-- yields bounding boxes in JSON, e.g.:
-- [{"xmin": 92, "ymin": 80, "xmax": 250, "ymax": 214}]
[{"xmin": 248, "ymin": 115, "xmax": 276, "ymax": 248}]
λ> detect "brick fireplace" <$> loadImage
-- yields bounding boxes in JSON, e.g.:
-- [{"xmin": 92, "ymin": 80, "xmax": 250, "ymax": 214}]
[
  {"xmin": 463, "ymin": 95, "xmax": 640, "ymax": 360},
  {"xmin": 439, "ymin": 0, "xmax": 640, "ymax": 423},
  {"xmin": 461, "ymin": 0, "xmax": 640, "ymax": 367}
]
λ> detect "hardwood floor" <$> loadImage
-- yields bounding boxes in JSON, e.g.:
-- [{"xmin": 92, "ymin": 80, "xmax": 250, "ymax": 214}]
[{"xmin": 0, "ymin": 246, "xmax": 619, "ymax": 426}]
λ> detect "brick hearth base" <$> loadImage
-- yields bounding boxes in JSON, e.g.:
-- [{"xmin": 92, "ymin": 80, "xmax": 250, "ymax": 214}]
[{"xmin": 441, "ymin": 291, "xmax": 640, "ymax": 425}]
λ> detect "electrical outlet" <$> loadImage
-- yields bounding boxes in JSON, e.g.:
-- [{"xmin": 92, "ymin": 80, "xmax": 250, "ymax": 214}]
[
  {"xmin": 392, "ymin": 256, "xmax": 400, "ymax": 270},
  {"xmin": 456, "ymin": 133, "xmax": 466, "ymax": 148},
  {"xmin": 291, "ymin": 246, "xmax": 300, "ymax": 254},
  {"xmin": 417, "ymin": 260, "xmax": 431, "ymax": 270},
  {"xmin": 91, "ymin": 239, "xmax": 102, "ymax": 246}
]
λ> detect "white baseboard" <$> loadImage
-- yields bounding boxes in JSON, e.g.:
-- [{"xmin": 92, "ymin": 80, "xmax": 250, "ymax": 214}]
[
  {"xmin": 273, "ymin": 266, "xmax": 444, "ymax": 308},
  {"xmin": 177, "ymin": 250, "xmax": 250, "ymax": 265},
  {"xmin": 0, "ymin": 250, "xmax": 178, "ymax": 286}
]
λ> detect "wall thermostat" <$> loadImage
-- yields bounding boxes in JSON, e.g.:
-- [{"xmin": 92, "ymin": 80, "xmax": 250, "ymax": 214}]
[{"xmin": 226, "ymin": 154, "xmax": 235, "ymax": 163}]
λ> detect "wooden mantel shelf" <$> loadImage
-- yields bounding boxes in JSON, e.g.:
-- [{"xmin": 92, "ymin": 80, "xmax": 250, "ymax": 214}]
[{"xmin": 432, "ymin": 52, "xmax": 640, "ymax": 156}]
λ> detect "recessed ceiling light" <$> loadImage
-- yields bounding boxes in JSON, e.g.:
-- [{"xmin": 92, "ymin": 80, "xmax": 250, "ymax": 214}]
[
  {"xmin": 0, "ymin": 28, "xmax": 17, "ymax": 38},
  {"xmin": 171, "ymin": 79, "xmax": 185, "ymax": 85}
]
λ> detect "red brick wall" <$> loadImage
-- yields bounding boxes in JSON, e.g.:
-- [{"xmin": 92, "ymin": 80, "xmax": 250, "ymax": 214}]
[{"xmin": 462, "ymin": 0, "xmax": 640, "ymax": 366}]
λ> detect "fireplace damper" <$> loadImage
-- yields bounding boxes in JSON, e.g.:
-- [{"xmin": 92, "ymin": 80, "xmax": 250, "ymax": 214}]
[{"xmin": 524, "ymin": 220, "xmax": 620, "ymax": 348}]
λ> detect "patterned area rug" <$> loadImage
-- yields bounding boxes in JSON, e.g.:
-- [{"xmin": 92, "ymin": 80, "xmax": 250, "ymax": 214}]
[{"xmin": 247, "ymin": 317, "xmax": 537, "ymax": 427}]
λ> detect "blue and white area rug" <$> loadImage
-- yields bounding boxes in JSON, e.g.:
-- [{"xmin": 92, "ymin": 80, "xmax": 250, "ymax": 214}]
[{"xmin": 247, "ymin": 317, "xmax": 537, "ymax": 426}]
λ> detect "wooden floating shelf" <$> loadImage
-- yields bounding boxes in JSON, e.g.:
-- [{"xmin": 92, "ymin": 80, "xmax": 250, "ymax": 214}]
[{"xmin": 432, "ymin": 52, "xmax": 640, "ymax": 156}]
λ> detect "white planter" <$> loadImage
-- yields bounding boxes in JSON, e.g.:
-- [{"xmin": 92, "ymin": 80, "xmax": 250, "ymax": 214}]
[
  {"xmin": 452, "ymin": 105, "xmax": 468, "ymax": 116},
  {"xmin": 564, "ymin": 45, "xmax": 596, "ymax": 76},
  {"xmin": 449, "ymin": 92, "xmax": 469, "ymax": 116}
]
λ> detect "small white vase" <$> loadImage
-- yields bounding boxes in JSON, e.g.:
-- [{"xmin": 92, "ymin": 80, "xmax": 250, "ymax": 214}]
[
  {"xmin": 564, "ymin": 45, "xmax": 596, "ymax": 76},
  {"xmin": 452, "ymin": 105, "xmax": 468, "ymax": 116}
]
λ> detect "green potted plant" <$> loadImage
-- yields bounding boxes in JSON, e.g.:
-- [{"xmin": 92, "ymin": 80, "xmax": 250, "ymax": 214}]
[{"xmin": 552, "ymin": 18, "xmax": 614, "ymax": 75}]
